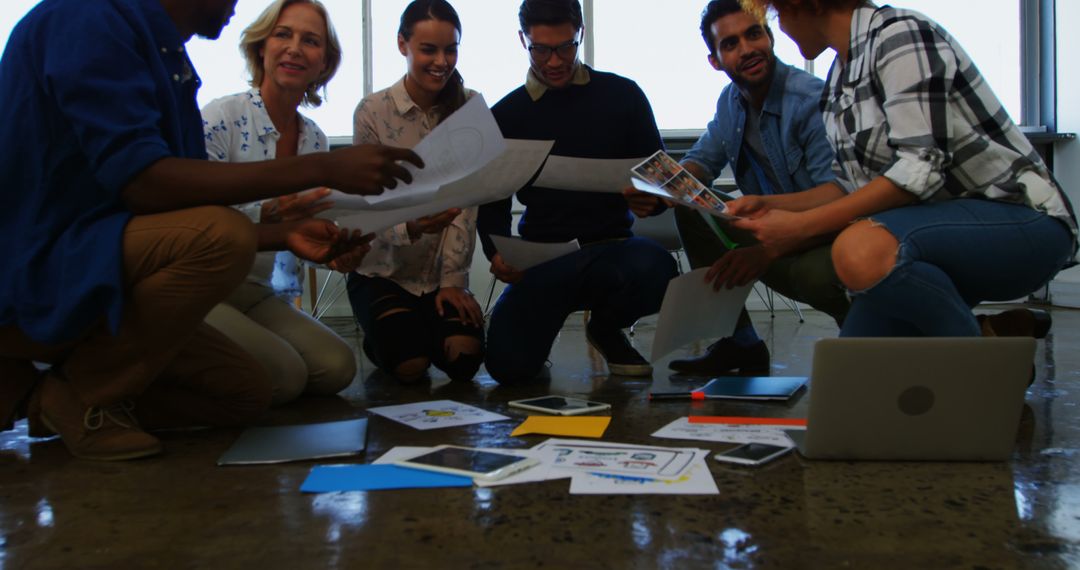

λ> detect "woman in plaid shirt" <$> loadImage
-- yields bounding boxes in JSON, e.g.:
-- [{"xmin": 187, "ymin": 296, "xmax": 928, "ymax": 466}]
[{"xmin": 729, "ymin": 0, "xmax": 1077, "ymax": 338}]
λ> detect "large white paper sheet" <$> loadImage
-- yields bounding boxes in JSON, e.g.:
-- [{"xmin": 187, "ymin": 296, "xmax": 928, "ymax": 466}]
[
  {"xmin": 366, "ymin": 400, "xmax": 509, "ymax": 431},
  {"xmin": 651, "ymin": 417, "xmax": 797, "ymax": 447},
  {"xmin": 533, "ymin": 155, "xmax": 643, "ymax": 193},
  {"xmin": 328, "ymin": 95, "xmax": 506, "ymax": 211},
  {"xmin": 650, "ymin": 268, "xmax": 754, "ymax": 362},
  {"xmin": 568, "ymin": 454, "xmax": 718, "ymax": 495},
  {"xmin": 489, "ymin": 235, "xmax": 579, "ymax": 270},
  {"xmin": 323, "ymin": 139, "xmax": 553, "ymax": 234}
]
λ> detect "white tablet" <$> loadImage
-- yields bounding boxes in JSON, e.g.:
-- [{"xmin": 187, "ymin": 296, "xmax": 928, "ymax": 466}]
[
  {"xmin": 508, "ymin": 396, "xmax": 612, "ymax": 416},
  {"xmin": 394, "ymin": 445, "xmax": 539, "ymax": 482}
]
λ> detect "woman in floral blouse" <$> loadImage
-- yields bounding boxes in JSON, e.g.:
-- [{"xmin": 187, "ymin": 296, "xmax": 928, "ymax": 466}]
[
  {"xmin": 347, "ymin": 0, "xmax": 485, "ymax": 383},
  {"xmin": 202, "ymin": 0, "xmax": 360, "ymax": 403}
]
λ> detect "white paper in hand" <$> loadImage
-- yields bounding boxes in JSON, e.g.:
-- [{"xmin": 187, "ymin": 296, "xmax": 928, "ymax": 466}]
[
  {"xmin": 650, "ymin": 268, "xmax": 753, "ymax": 361},
  {"xmin": 490, "ymin": 235, "xmax": 580, "ymax": 270}
]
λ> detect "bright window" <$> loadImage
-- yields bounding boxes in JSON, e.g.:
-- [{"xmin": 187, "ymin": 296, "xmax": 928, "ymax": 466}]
[
  {"xmin": 0, "ymin": 0, "xmax": 44, "ymax": 50},
  {"xmin": 592, "ymin": 0, "xmax": 722, "ymax": 131},
  {"xmin": 0, "ymin": 1, "xmax": 1034, "ymax": 134},
  {"xmin": 888, "ymin": 1, "xmax": 1021, "ymax": 122}
]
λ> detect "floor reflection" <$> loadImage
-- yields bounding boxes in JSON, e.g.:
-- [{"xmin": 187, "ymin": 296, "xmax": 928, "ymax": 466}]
[{"xmin": 1, "ymin": 307, "xmax": 1078, "ymax": 568}]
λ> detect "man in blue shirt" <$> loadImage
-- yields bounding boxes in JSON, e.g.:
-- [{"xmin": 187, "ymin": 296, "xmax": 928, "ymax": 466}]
[
  {"xmin": 0, "ymin": 0, "xmax": 420, "ymax": 460},
  {"xmin": 627, "ymin": 0, "xmax": 849, "ymax": 376},
  {"xmin": 477, "ymin": 0, "xmax": 678, "ymax": 383}
]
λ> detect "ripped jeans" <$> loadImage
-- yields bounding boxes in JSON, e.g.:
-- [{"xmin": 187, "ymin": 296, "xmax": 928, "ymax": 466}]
[
  {"xmin": 346, "ymin": 275, "xmax": 485, "ymax": 382},
  {"xmin": 841, "ymin": 198, "xmax": 1075, "ymax": 337}
]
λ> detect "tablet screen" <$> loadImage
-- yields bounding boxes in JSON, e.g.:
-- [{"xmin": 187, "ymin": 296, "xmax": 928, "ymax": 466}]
[
  {"xmin": 406, "ymin": 448, "xmax": 523, "ymax": 474},
  {"xmin": 516, "ymin": 397, "xmax": 595, "ymax": 411}
]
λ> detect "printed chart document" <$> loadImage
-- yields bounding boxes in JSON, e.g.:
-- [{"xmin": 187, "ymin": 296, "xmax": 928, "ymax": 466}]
[
  {"xmin": 630, "ymin": 150, "xmax": 737, "ymax": 219},
  {"xmin": 568, "ymin": 454, "xmax": 718, "ymax": 495},
  {"xmin": 531, "ymin": 438, "xmax": 702, "ymax": 480},
  {"xmin": 650, "ymin": 268, "xmax": 753, "ymax": 361},
  {"xmin": 489, "ymin": 235, "xmax": 580, "ymax": 270},
  {"xmin": 533, "ymin": 155, "xmax": 644, "ymax": 193},
  {"xmin": 366, "ymin": 400, "xmax": 509, "ymax": 431},
  {"xmin": 652, "ymin": 417, "xmax": 796, "ymax": 447},
  {"xmin": 325, "ymin": 139, "xmax": 554, "ymax": 234}
]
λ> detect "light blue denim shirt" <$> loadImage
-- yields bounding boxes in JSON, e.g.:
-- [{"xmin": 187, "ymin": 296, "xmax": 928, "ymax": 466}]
[{"xmin": 682, "ymin": 61, "xmax": 838, "ymax": 196}]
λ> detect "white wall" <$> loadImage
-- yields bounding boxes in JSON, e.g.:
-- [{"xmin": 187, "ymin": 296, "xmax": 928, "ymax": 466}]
[{"xmin": 1050, "ymin": 0, "xmax": 1080, "ymax": 306}]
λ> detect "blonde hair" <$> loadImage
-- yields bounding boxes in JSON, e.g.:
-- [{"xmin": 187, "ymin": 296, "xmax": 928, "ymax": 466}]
[
  {"xmin": 739, "ymin": 0, "xmax": 863, "ymax": 17},
  {"xmin": 738, "ymin": 0, "xmax": 768, "ymax": 20},
  {"xmin": 240, "ymin": 0, "xmax": 342, "ymax": 107}
]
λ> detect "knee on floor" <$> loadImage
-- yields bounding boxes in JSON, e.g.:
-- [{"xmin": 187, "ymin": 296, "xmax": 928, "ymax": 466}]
[
  {"xmin": 441, "ymin": 335, "xmax": 483, "ymax": 382},
  {"xmin": 393, "ymin": 357, "xmax": 431, "ymax": 384},
  {"xmin": 303, "ymin": 341, "xmax": 358, "ymax": 396}
]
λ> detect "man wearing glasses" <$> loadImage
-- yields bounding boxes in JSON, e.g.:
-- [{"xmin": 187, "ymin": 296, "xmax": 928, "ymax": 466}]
[{"xmin": 477, "ymin": 0, "xmax": 677, "ymax": 383}]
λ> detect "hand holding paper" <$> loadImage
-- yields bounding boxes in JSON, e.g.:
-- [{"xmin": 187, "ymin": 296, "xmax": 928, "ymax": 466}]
[
  {"xmin": 630, "ymin": 150, "xmax": 736, "ymax": 220},
  {"xmin": 650, "ymin": 268, "xmax": 753, "ymax": 361}
]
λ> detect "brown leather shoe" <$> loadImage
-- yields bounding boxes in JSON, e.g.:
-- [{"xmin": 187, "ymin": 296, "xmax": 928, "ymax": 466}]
[
  {"xmin": 668, "ymin": 338, "xmax": 770, "ymax": 376},
  {"xmin": 38, "ymin": 374, "xmax": 162, "ymax": 461},
  {"xmin": 978, "ymin": 308, "xmax": 1052, "ymax": 338}
]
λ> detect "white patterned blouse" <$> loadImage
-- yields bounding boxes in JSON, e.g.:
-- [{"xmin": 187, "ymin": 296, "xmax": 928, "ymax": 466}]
[
  {"xmin": 352, "ymin": 77, "xmax": 478, "ymax": 296},
  {"xmin": 202, "ymin": 88, "xmax": 328, "ymax": 295}
]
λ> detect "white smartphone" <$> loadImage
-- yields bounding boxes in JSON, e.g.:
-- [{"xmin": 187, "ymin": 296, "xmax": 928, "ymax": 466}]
[
  {"xmin": 394, "ymin": 445, "xmax": 540, "ymax": 482},
  {"xmin": 713, "ymin": 443, "xmax": 792, "ymax": 466},
  {"xmin": 508, "ymin": 395, "xmax": 611, "ymax": 416}
]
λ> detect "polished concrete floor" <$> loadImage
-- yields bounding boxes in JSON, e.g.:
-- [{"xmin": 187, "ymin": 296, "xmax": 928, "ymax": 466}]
[{"xmin": 2, "ymin": 305, "xmax": 1079, "ymax": 569}]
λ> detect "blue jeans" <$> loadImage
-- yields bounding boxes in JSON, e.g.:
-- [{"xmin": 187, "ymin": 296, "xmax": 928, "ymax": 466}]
[
  {"xmin": 841, "ymin": 199, "xmax": 1075, "ymax": 337},
  {"xmin": 485, "ymin": 237, "xmax": 678, "ymax": 383}
]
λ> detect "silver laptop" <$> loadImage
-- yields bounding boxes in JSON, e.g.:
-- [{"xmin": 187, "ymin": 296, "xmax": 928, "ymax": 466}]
[
  {"xmin": 792, "ymin": 337, "xmax": 1035, "ymax": 461},
  {"xmin": 217, "ymin": 418, "xmax": 368, "ymax": 466}
]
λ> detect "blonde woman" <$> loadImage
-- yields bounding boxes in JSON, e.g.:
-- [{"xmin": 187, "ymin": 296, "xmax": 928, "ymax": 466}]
[{"xmin": 202, "ymin": 0, "xmax": 359, "ymax": 404}]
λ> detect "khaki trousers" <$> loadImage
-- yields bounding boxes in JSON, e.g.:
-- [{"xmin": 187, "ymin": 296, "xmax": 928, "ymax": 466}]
[{"xmin": 0, "ymin": 206, "xmax": 272, "ymax": 429}]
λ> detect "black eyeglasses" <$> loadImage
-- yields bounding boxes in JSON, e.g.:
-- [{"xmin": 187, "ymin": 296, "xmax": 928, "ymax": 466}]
[{"xmin": 526, "ymin": 39, "xmax": 580, "ymax": 61}]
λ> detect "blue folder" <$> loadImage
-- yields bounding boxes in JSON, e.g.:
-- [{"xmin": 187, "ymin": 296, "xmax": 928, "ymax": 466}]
[{"xmin": 300, "ymin": 464, "xmax": 473, "ymax": 493}]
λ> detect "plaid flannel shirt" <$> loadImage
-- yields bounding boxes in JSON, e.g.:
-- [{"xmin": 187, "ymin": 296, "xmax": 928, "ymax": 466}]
[{"xmin": 822, "ymin": 3, "xmax": 1077, "ymax": 238}]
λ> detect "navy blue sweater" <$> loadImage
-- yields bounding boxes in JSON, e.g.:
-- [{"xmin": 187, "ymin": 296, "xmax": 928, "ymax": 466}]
[{"xmin": 477, "ymin": 68, "xmax": 663, "ymax": 259}]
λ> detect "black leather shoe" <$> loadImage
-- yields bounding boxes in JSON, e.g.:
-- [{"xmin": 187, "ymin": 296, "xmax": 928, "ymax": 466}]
[
  {"xmin": 978, "ymin": 308, "xmax": 1052, "ymax": 339},
  {"xmin": 586, "ymin": 321, "xmax": 653, "ymax": 377},
  {"xmin": 668, "ymin": 338, "xmax": 769, "ymax": 376}
]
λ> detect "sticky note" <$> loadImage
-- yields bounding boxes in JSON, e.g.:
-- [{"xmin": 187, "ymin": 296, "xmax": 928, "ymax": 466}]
[
  {"xmin": 510, "ymin": 416, "xmax": 611, "ymax": 438},
  {"xmin": 300, "ymin": 464, "xmax": 473, "ymax": 493}
]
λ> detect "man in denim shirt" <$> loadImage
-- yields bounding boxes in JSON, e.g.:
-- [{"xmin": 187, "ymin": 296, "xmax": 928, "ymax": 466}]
[{"xmin": 627, "ymin": 0, "xmax": 848, "ymax": 375}]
